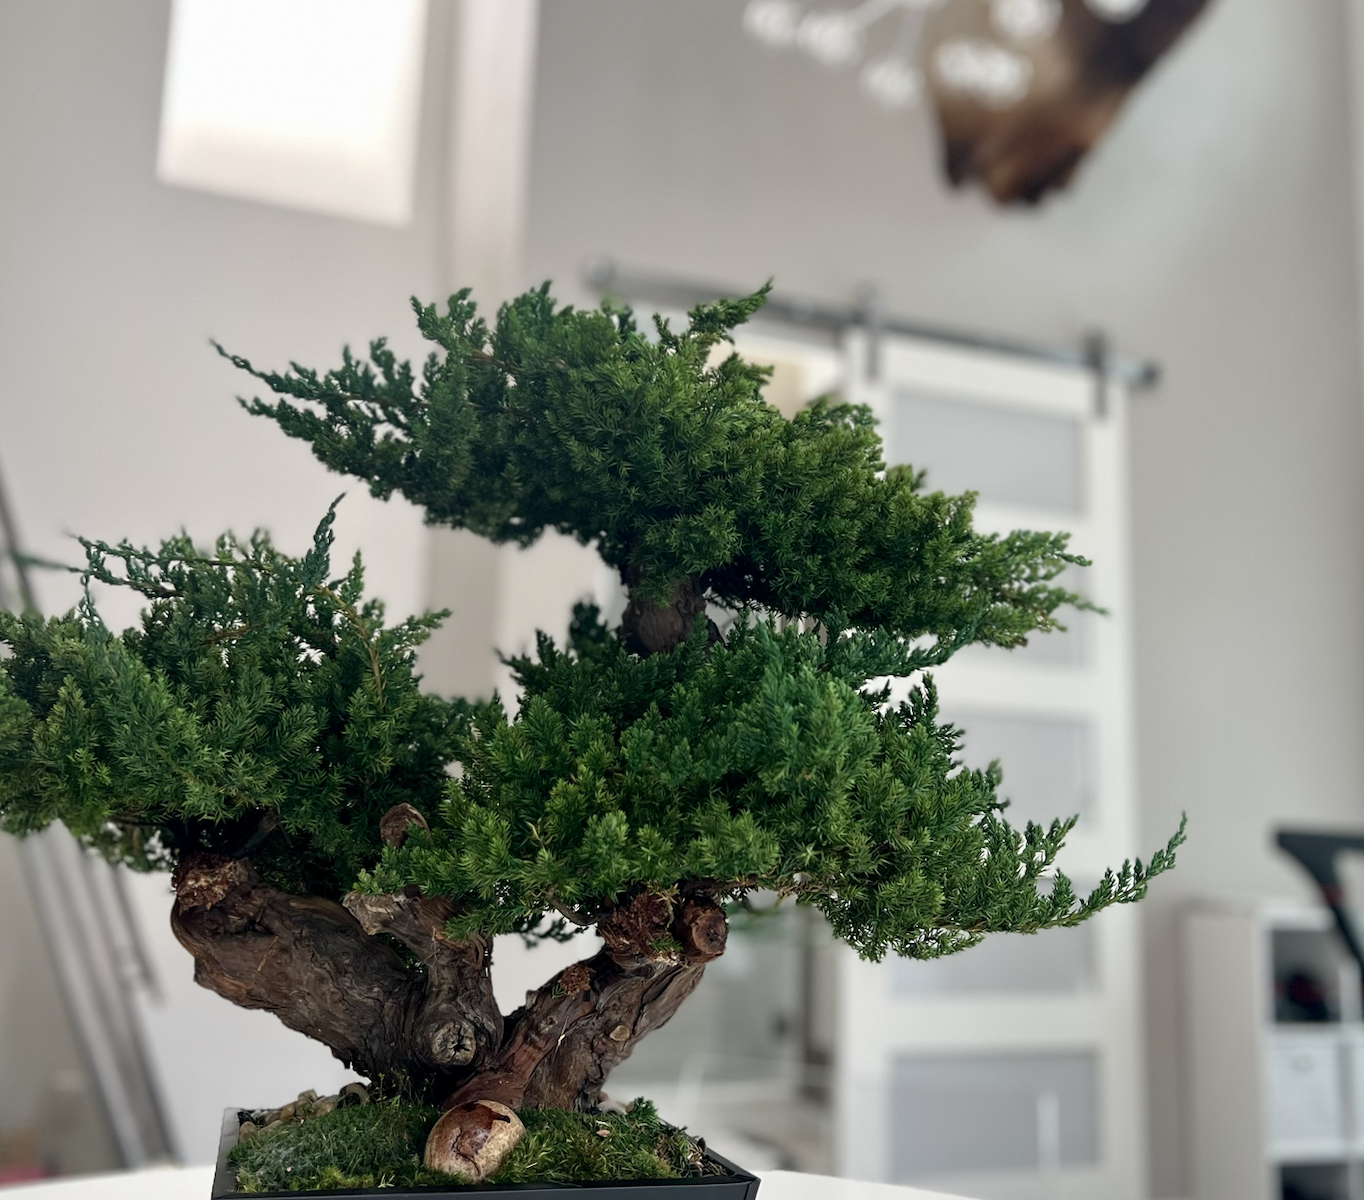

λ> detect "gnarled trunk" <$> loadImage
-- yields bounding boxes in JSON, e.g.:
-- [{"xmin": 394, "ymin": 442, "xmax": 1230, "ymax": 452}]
[
  {"xmin": 621, "ymin": 575, "xmax": 716, "ymax": 656},
  {"xmin": 446, "ymin": 891, "xmax": 727, "ymax": 1112},
  {"xmin": 170, "ymin": 855, "xmax": 501, "ymax": 1099},
  {"xmin": 169, "ymin": 855, "xmax": 726, "ymax": 1112}
]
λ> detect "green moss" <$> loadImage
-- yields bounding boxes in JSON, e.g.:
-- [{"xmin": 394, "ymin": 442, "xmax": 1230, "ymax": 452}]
[
  {"xmin": 487, "ymin": 1101, "xmax": 706, "ymax": 1186},
  {"xmin": 228, "ymin": 1100, "xmax": 449, "ymax": 1192},
  {"xmin": 226, "ymin": 1098, "xmax": 710, "ymax": 1193}
]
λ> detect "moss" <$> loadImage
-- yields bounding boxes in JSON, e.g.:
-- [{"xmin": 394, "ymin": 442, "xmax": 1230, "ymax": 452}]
[
  {"xmin": 226, "ymin": 1098, "xmax": 711, "ymax": 1193},
  {"xmin": 228, "ymin": 1099, "xmax": 450, "ymax": 1192},
  {"xmin": 487, "ymin": 1101, "xmax": 707, "ymax": 1186}
]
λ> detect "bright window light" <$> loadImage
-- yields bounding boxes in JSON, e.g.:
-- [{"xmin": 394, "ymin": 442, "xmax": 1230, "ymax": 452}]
[{"xmin": 157, "ymin": 0, "xmax": 429, "ymax": 227}]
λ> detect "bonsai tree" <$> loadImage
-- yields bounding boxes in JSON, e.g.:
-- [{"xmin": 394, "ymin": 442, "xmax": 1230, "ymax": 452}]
[{"xmin": 0, "ymin": 286, "xmax": 1179, "ymax": 1169}]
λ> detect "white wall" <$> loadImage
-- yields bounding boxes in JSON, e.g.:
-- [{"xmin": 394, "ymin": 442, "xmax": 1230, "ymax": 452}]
[
  {"xmin": 523, "ymin": 3, "xmax": 1364, "ymax": 1195},
  {"xmin": 0, "ymin": 0, "xmax": 460, "ymax": 1168},
  {"xmin": 0, "ymin": 836, "xmax": 116, "ymax": 1173},
  {"xmin": 0, "ymin": 0, "xmax": 453, "ymax": 625}
]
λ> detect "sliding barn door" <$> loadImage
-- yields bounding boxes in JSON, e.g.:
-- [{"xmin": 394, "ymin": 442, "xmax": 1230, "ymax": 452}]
[{"xmin": 832, "ymin": 331, "xmax": 1146, "ymax": 1200}]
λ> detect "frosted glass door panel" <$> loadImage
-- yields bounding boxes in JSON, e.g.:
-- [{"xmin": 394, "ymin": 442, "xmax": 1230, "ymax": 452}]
[
  {"xmin": 1349, "ymin": 1038, "xmax": 1364, "ymax": 1138},
  {"xmin": 889, "ymin": 1051, "xmax": 1098, "ymax": 1178},
  {"xmin": 955, "ymin": 616, "xmax": 1087, "ymax": 668},
  {"xmin": 938, "ymin": 709, "xmax": 1093, "ymax": 823},
  {"xmin": 890, "ymin": 923, "xmax": 1094, "ymax": 996},
  {"xmin": 834, "ymin": 335, "xmax": 1141, "ymax": 1195},
  {"xmin": 883, "ymin": 390, "xmax": 1084, "ymax": 514},
  {"xmin": 1266, "ymin": 1036, "xmax": 1343, "ymax": 1146}
]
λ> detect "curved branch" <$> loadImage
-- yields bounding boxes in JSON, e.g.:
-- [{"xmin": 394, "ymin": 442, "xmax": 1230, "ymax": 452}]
[{"xmin": 444, "ymin": 892, "xmax": 728, "ymax": 1112}]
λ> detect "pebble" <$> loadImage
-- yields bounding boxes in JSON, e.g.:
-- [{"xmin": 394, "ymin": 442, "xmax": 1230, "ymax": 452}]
[
  {"xmin": 339, "ymin": 1083, "xmax": 370, "ymax": 1107},
  {"xmin": 235, "ymin": 1085, "xmax": 370, "ymax": 1146}
]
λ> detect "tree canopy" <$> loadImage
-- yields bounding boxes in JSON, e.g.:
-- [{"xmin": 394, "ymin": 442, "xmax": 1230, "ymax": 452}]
[
  {"xmin": 227, "ymin": 285, "xmax": 1080, "ymax": 656},
  {"xmin": 0, "ymin": 287, "xmax": 1180, "ymax": 962}
]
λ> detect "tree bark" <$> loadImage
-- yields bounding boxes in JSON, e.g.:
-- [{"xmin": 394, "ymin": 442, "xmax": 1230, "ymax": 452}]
[
  {"xmin": 621, "ymin": 576, "xmax": 710, "ymax": 656},
  {"xmin": 444, "ymin": 890, "xmax": 727, "ymax": 1112},
  {"xmin": 169, "ymin": 854, "xmax": 501, "ymax": 1100},
  {"xmin": 171, "ymin": 855, "xmax": 726, "ymax": 1114}
]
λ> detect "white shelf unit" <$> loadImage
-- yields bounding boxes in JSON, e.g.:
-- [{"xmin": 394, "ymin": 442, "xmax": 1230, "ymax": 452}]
[{"xmin": 1184, "ymin": 902, "xmax": 1364, "ymax": 1200}]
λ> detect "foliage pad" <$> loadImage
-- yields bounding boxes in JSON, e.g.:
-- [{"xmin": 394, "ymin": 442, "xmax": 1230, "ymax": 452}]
[
  {"xmin": 0, "ymin": 503, "xmax": 469, "ymax": 899},
  {"xmin": 228, "ymin": 284, "xmax": 1081, "ymax": 653}
]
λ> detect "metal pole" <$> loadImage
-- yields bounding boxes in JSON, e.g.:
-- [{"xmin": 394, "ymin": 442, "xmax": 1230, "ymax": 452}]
[
  {"xmin": 0, "ymin": 453, "xmax": 177, "ymax": 1166},
  {"xmin": 584, "ymin": 258, "xmax": 1162, "ymax": 392}
]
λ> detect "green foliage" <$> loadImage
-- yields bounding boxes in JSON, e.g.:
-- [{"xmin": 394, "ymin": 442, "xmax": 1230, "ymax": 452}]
[
  {"xmin": 228, "ymin": 285, "xmax": 1082, "ymax": 654},
  {"xmin": 0, "ymin": 503, "xmax": 472, "ymax": 897},
  {"xmin": 226, "ymin": 1097, "xmax": 704, "ymax": 1191},
  {"xmin": 487, "ymin": 1099, "xmax": 704, "ymax": 1185},
  {"xmin": 0, "ymin": 283, "xmax": 1182, "ymax": 962},
  {"xmin": 364, "ymin": 603, "xmax": 1182, "ymax": 960}
]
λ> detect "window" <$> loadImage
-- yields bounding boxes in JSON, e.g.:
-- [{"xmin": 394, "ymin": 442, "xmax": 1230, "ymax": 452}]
[{"xmin": 157, "ymin": 0, "xmax": 429, "ymax": 226}]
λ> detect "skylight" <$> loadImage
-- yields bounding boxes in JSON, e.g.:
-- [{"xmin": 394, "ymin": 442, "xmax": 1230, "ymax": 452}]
[{"xmin": 157, "ymin": 0, "xmax": 429, "ymax": 226}]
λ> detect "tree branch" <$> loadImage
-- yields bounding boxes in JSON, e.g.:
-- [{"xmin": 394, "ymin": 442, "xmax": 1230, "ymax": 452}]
[{"xmin": 443, "ymin": 891, "xmax": 728, "ymax": 1112}]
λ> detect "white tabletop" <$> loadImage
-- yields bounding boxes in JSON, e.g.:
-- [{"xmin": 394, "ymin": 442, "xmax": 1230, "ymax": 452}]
[{"xmin": 0, "ymin": 1165, "xmax": 970, "ymax": 1199}]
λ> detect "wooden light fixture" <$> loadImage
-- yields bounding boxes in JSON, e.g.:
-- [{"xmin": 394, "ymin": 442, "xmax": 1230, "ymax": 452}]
[
  {"xmin": 744, "ymin": 0, "xmax": 1212, "ymax": 206},
  {"xmin": 926, "ymin": 0, "xmax": 1210, "ymax": 204}
]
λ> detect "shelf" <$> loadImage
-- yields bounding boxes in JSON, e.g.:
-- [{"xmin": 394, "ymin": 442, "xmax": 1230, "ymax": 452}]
[{"xmin": 1185, "ymin": 903, "xmax": 1364, "ymax": 1200}]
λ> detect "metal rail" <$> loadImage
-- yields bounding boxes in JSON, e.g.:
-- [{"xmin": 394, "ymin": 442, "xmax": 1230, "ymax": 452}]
[
  {"xmin": 584, "ymin": 258, "xmax": 1161, "ymax": 391},
  {"xmin": 0, "ymin": 454, "xmax": 176, "ymax": 1168}
]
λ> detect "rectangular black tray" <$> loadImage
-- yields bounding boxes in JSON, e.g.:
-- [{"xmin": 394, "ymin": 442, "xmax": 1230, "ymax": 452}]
[{"xmin": 211, "ymin": 1108, "xmax": 761, "ymax": 1200}]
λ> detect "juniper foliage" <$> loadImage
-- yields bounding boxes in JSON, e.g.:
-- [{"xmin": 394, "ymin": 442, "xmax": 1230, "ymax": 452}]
[
  {"xmin": 0, "ymin": 286, "xmax": 1181, "ymax": 966},
  {"xmin": 0, "ymin": 503, "xmax": 468, "ymax": 898},
  {"xmin": 367, "ymin": 601, "xmax": 1181, "ymax": 960},
  {"xmin": 226, "ymin": 285, "xmax": 1081, "ymax": 655}
]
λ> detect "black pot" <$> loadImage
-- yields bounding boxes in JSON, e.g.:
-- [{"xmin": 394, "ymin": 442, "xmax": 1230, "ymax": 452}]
[{"xmin": 210, "ymin": 1109, "xmax": 761, "ymax": 1200}]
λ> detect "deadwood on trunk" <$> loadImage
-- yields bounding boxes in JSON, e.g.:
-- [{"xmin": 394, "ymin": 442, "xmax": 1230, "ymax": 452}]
[{"xmin": 169, "ymin": 854, "xmax": 501, "ymax": 1098}]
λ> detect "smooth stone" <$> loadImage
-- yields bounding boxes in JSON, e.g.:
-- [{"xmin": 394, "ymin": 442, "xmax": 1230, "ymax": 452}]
[{"xmin": 424, "ymin": 1100, "xmax": 525, "ymax": 1182}]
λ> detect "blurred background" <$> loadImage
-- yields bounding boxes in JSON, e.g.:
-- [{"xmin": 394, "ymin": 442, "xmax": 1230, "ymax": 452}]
[{"xmin": 2, "ymin": 1, "xmax": 1363, "ymax": 1198}]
